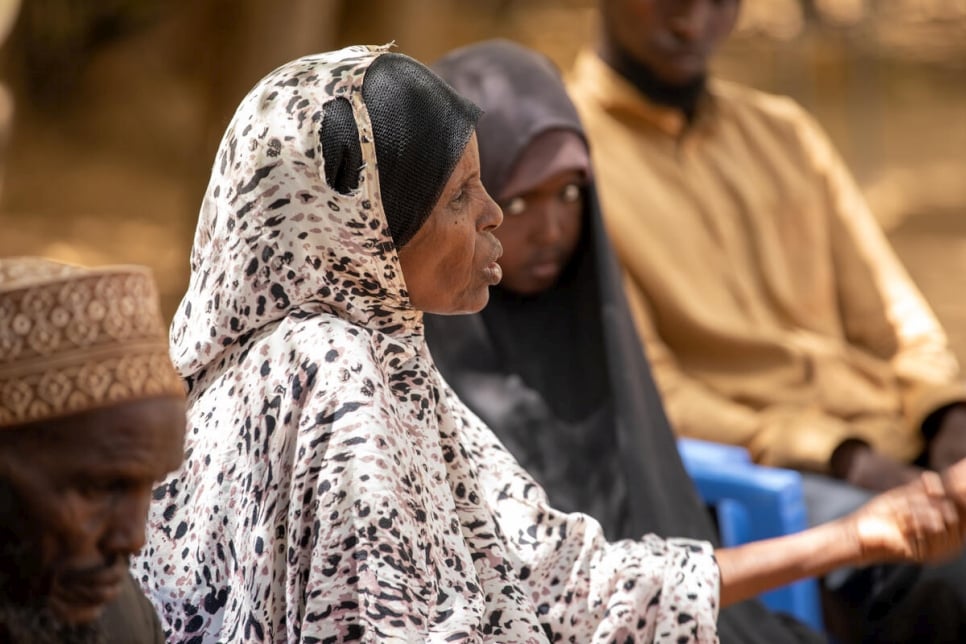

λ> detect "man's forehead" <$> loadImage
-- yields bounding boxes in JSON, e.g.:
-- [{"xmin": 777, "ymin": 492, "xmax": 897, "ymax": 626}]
[{"xmin": 12, "ymin": 397, "xmax": 186, "ymax": 471}]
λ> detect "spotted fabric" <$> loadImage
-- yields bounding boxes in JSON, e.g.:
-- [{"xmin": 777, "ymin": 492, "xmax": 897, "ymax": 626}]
[{"xmin": 133, "ymin": 45, "xmax": 720, "ymax": 643}]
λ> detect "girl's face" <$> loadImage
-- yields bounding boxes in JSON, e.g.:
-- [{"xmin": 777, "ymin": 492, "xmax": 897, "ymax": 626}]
[{"xmin": 493, "ymin": 131, "xmax": 589, "ymax": 296}]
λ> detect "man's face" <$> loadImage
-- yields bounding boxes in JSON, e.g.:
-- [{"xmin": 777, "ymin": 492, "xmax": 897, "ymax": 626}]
[
  {"xmin": 0, "ymin": 396, "xmax": 185, "ymax": 627},
  {"xmin": 600, "ymin": 0, "xmax": 741, "ymax": 85}
]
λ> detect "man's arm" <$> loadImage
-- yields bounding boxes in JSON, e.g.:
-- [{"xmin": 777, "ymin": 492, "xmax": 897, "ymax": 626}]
[
  {"xmin": 831, "ymin": 438, "xmax": 923, "ymax": 492},
  {"xmin": 624, "ymin": 277, "xmax": 865, "ymax": 473},
  {"xmin": 800, "ymin": 106, "xmax": 966, "ymax": 470},
  {"xmin": 926, "ymin": 403, "xmax": 966, "ymax": 472}
]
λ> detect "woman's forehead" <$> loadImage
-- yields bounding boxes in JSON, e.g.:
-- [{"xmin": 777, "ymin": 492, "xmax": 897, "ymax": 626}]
[{"xmin": 498, "ymin": 129, "xmax": 589, "ymax": 200}]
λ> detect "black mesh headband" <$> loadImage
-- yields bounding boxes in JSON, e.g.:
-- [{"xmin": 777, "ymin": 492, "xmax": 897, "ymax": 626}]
[{"xmin": 320, "ymin": 53, "xmax": 482, "ymax": 249}]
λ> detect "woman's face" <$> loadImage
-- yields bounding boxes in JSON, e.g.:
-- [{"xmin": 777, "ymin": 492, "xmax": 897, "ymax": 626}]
[
  {"xmin": 398, "ymin": 134, "xmax": 504, "ymax": 315},
  {"xmin": 494, "ymin": 131, "xmax": 588, "ymax": 296}
]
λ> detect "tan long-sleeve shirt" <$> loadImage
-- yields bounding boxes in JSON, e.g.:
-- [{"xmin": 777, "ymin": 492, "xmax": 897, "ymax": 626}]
[{"xmin": 568, "ymin": 50, "xmax": 966, "ymax": 472}]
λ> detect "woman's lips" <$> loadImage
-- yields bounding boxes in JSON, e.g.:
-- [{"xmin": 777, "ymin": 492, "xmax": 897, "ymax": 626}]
[
  {"xmin": 484, "ymin": 240, "xmax": 503, "ymax": 284},
  {"xmin": 484, "ymin": 261, "xmax": 503, "ymax": 284}
]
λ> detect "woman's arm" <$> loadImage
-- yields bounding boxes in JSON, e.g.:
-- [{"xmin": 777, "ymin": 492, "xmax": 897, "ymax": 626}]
[
  {"xmin": 717, "ymin": 468, "xmax": 966, "ymax": 607},
  {"xmin": 717, "ymin": 518, "xmax": 856, "ymax": 607}
]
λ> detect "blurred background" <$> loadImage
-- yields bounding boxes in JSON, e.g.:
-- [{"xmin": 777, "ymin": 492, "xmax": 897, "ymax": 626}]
[{"xmin": 0, "ymin": 0, "xmax": 964, "ymax": 359}]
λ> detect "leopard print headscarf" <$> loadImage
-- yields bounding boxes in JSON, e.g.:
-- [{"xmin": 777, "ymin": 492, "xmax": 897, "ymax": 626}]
[{"xmin": 134, "ymin": 45, "xmax": 720, "ymax": 643}]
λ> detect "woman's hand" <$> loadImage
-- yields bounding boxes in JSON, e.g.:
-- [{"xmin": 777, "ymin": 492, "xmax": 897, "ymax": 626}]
[
  {"xmin": 718, "ymin": 459, "xmax": 966, "ymax": 608},
  {"xmin": 847, "ymin": 470, "xmax": 965, "ymax": 566}
]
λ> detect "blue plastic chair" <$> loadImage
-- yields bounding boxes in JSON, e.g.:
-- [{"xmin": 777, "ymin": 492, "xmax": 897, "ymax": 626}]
[{"xmin": 677, "ymin": 438, "xmax": 824, "ymax": 633}]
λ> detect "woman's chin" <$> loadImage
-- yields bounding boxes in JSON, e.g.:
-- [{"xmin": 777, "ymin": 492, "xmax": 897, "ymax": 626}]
[
  {"xmin": 459, "ymin": 289, "xmax": 491, "ymax": 316},
  {"xmin": 433, "ymin": 289, "xmax": 491, "ymax": 316}
]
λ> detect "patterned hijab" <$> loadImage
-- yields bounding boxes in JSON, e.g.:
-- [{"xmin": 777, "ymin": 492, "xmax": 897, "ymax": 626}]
[{"xmin": 135, "ymin": 45, "xmax": 719, "ymax": 643}]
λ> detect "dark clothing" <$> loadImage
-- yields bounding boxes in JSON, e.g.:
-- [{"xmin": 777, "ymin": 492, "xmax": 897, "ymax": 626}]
[{"xmin": 427, "ymin": 39, "xmax": 823, "ymax": 644}]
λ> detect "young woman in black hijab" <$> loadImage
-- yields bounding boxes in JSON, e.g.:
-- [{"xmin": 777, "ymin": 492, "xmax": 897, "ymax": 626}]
[{"xmin": 424, "ymin": 39, "xmax": 825, "ymax": 644}]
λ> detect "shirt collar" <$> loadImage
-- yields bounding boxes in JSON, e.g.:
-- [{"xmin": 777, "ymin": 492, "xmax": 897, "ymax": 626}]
[{"xmin": 571, "ymin": 49, "xmax": 719, "ymax": 140}]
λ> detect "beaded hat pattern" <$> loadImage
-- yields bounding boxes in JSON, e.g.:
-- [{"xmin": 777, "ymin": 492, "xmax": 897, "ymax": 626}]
[{"xmin": 0, "ymin": 257, "xmax": 184, "ymax": 428}]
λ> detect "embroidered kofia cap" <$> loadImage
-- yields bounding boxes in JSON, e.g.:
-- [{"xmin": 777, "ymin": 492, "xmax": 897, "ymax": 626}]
[{"xmin": 0, "ymin": 257, "xmax": 184, "ymax": 428}]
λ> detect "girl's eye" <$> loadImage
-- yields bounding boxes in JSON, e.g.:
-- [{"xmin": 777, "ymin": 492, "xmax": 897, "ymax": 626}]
[
  {"xmin": 561, "ymin": 183, "xmax": 582, "ymax": 203},
  {"xmin": 504, "ymin": 197, "xmax": 526, "ymax": 216}
]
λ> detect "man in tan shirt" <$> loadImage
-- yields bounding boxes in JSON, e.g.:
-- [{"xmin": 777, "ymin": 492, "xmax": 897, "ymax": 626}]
[
  {"xmin": 569, "ymin": 0, "xmax": 966, "ymax": 492},
  {"xmin": 569, "ymin": 0, "xmax": 966, "ymax": 640}
]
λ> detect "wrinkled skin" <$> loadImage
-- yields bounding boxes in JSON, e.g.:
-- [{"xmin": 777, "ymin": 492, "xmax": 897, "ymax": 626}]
[
  {"xmin": 0, "ymin": 397, "xmax": 185, "ymax": 631},
  {"xmin": 399, "ymin": 134, "xmax": 504, "ymax": 314},
  {"xmin": 850, "ymin": 468, "xmax": 966, "ymax": 565}
]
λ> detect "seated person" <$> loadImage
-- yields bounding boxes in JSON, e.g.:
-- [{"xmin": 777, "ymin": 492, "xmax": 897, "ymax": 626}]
[
  {"xmin": 426, "ymin": 39, "xmax": 819, "ymax": 644},
  {"xmin": 0, "ymin": 257, "xmax": 186, "ymax": 643},
  {"xmin": 567, "ymin": 0, "xmax": 966, "ymax": 639},
  {"xmin": 135, "ymin": 44, "xmax": 966, "ymax": 643}
]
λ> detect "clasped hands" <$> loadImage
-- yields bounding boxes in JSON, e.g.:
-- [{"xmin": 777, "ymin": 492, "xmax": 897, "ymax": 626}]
[{"xmin": 848, "ymin": 457, "xmax": 966, "ymax": 566}]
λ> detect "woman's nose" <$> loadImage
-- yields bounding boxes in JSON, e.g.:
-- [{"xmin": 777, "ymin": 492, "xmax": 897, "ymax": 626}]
[{"xmin": 482, "ymin": 192, "xmax": 503, "ymax": 232}]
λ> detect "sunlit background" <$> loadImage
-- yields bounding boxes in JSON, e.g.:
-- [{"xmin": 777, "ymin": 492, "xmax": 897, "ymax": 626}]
[{"xmin": 0, "ymin": 0, "xmax": 964, "ymax": 359}]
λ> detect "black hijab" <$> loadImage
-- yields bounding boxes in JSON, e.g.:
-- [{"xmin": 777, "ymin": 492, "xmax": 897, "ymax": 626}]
[{"xmin": 426, "ymin": 39, "xmax": 822, "ymax": 644}]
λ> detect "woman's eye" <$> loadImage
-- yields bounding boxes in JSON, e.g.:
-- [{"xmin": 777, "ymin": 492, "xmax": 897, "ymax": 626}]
[
  {"xmin": 561, "ymin": 183, "xmax": 582, "ymax": 203},
  {"xmin": 449, "ymin": 189, "xmax": 466, "ymax": 207},
  {"xmin": 504, "ymin": 197, "xmax": 526, "ymax": 216}
]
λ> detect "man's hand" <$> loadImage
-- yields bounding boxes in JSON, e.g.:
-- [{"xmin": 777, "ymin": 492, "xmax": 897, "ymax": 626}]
[
  {"xmin": 941, "ymin": 457, "xmax": 966, "ymax": 510},
  {"xmin": 831, "ymin": 439, "xmax": 923, "ymax": 492},
  {"xmin": 929, "ymin": 404, "xmax": 966, "ymax": 472},
  {"xmin": 847, "ymin": 470, "xmax": 965, "ymax": 566}
]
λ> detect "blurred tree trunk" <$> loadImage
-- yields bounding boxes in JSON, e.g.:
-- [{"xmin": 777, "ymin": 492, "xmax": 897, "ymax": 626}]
[
  {"xmin": 188, "ymin": 0, "xmax": 346, "ymax": 186},
  {"xmin": 178, "ymin": 0, "xmax": 347, "ymax": 264}
]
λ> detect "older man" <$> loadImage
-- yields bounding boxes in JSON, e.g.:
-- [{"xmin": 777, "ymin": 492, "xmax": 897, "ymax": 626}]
[{"xmin": 0, "ymin": 257, "xmax": 185, "ymax": 643}]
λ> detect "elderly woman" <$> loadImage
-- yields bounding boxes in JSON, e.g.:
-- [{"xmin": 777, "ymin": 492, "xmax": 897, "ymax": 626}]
[{"xmin": 135, "ymin": 45, "xmax": 966, "ymax": 643}]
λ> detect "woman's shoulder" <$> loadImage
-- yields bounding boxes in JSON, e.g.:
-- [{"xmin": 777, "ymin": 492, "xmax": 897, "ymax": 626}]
[
  {"xmin": 190, "ymin": 314, "xmax": 396, "ymax": 408},
  {"xmin": 282, "ymin": 313, "xmax": 419, "ymax": 375}
]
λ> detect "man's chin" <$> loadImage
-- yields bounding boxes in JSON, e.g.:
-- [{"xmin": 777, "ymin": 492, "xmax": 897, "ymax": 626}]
[
  {"xmin": 47, "ymin": 597, "xmax": 108, "ymax": 626},
  {"xmin": 0, "ymin": 601, "xmax": 105, "ymax": 644},
  {"xmin": 49, "ymin": 571, "xmax": 123, "ymax": 625}
]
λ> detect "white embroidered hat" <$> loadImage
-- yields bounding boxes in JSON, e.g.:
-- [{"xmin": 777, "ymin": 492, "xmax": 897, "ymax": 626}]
[{"xmin": 0, "ymin": 256, "xmax": 184, "ymax": 428}]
